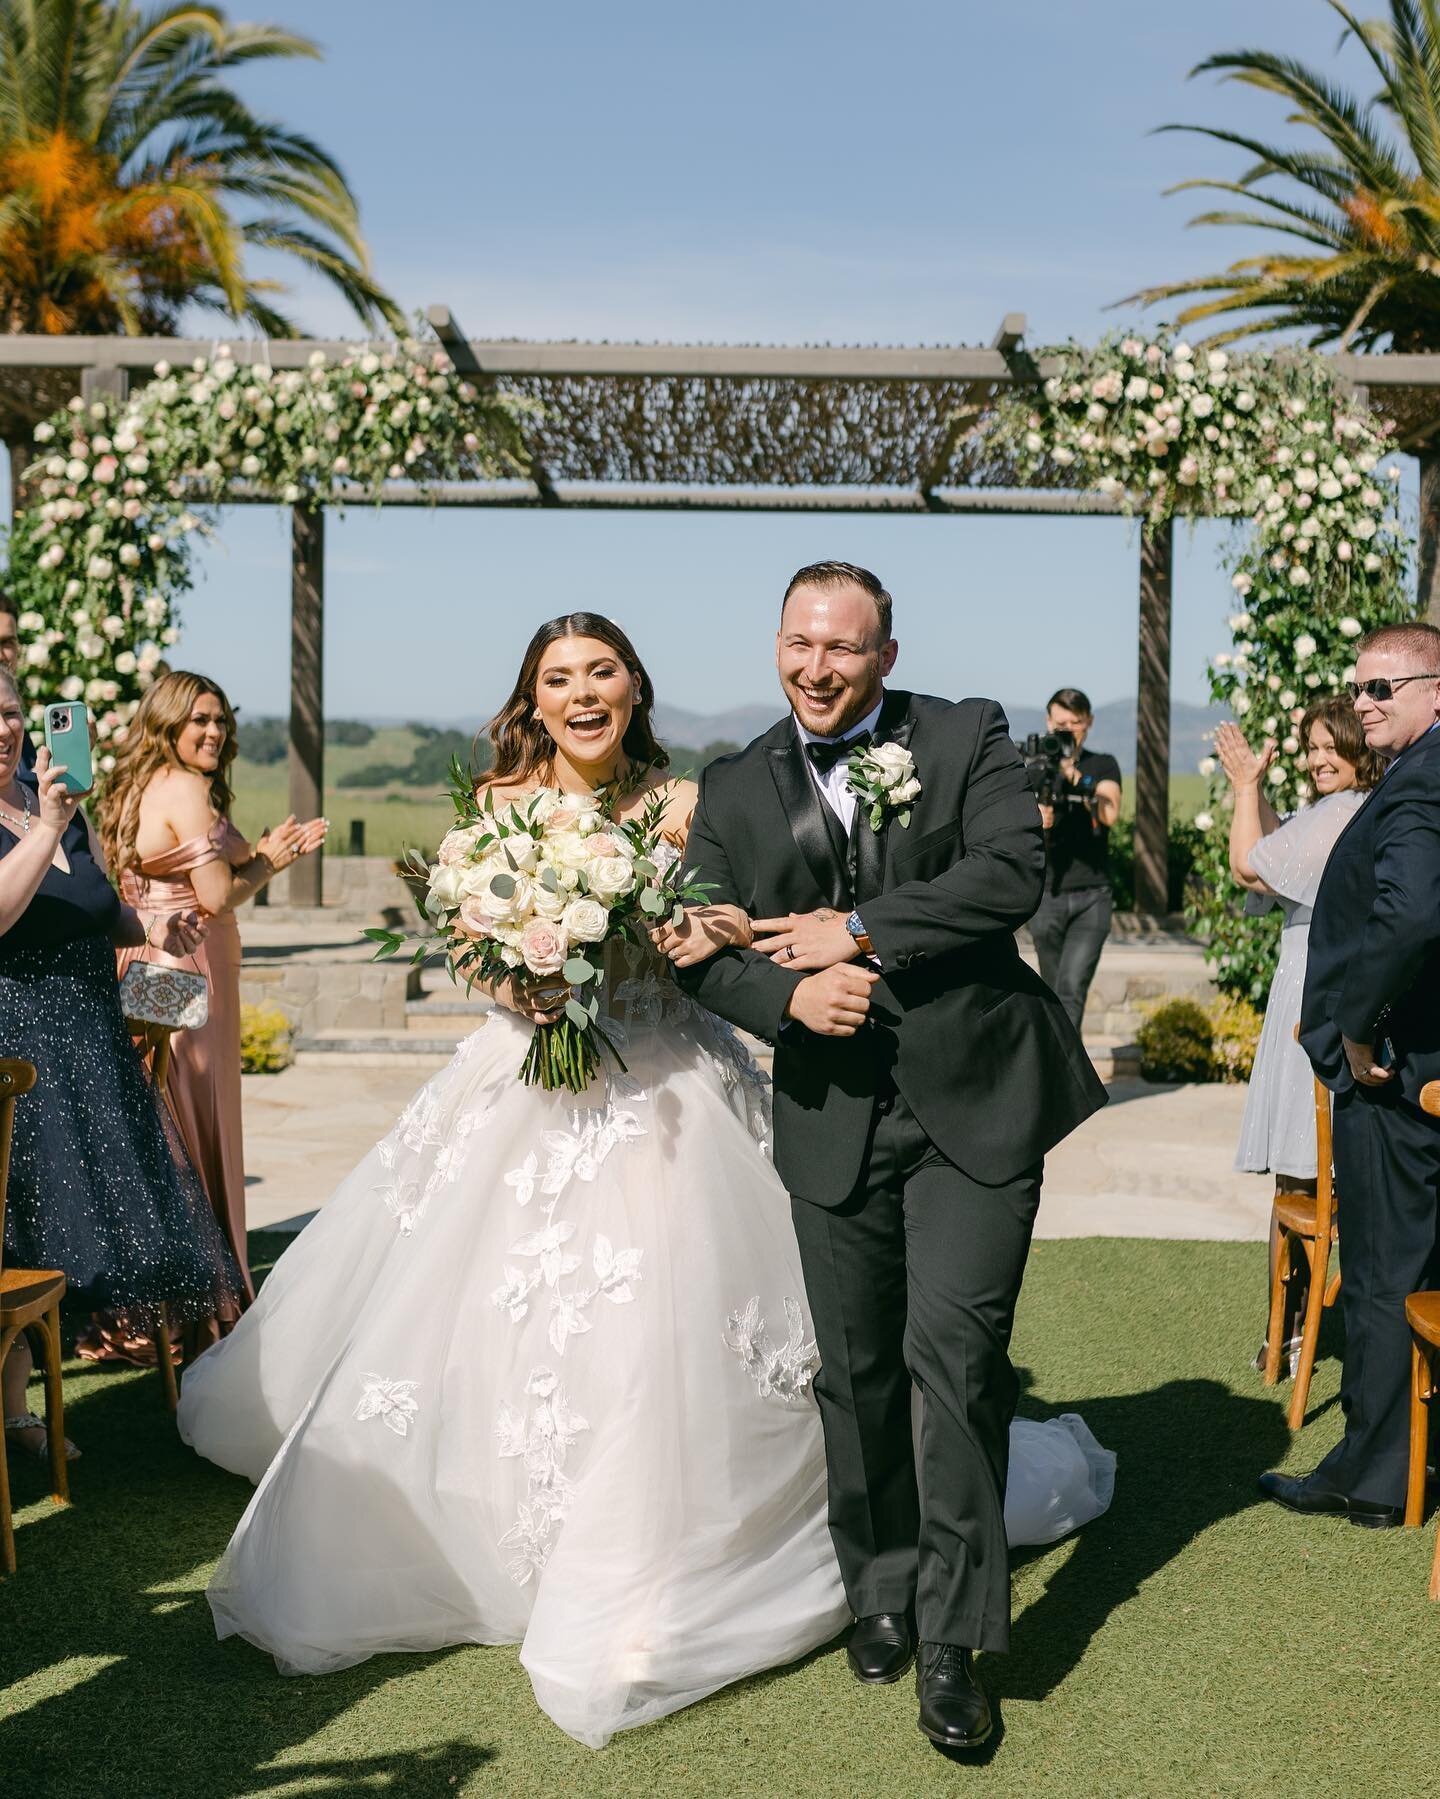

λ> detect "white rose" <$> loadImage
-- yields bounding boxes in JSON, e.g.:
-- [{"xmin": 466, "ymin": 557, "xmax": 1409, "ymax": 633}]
[
  {"xmin": 1194, "ymin": 812, "xmax": 1214, "ymax": 832},
  {"xmin": 864, "ymin": 743, "xmax": 913, "ymax": 790},
  {"xmin": 587, "ymin": 854, "xmax": 636, "ymax": 900},
  {"xmin": 1190, "ymin": 393, "xmax": 1214, "ymax": 418},
  {"xmin": 498, "ymin": 832, "xmax": 541, "ymax": 874},
  {"xmin": 464, "ymin": 864, "xmax": 532, "ymax": 923},
  {"xmin": 1268, "ymin": 766, "xmax": 1287, "ymax": 787},
  {"xmin": 1289, "ymin": 565, "xmax": 1311, "ymax": 586},
  {"xmin": 1304, "ymin": 672, "xmax": 1322, "ymax": 689},
  {"xmin": 1282, "ymin": 736, "xmax": 1300, "ymax": 754},
  {"xmin": 1234, "ymin": 391, "xmax": 1256, "ymax": 412},
  {"xmin": 113, "ymin": 651, "xmax": 137, "ymax": 675},
  {"xmin": 1198, "ymin": 757, "xmax": 1217, "ymax": 777},
  {"xmin": 86, "ymin": 555, "xmax": 113, "ymax": 580},
  {"xmin": 436, "ymin": 824, "xmax": 482, "ymax": 866},
  {"xmin": 1279, "ymin": 690, "xmax": 1297, "ymax": 709},
  {"xmin": 59, "ymin": 675, "xmax": 84, "ymax": 700},
  {"xmin": 426, "ymin": 863, "xmax": 465, "ymax": 912},
  {"xmin": 891, "ymin": 776, "xmax": 922, "ymax": 804},
  {"xmin": 1294, "ymin": 633, "xmax": 1317, "ymax": 660},
  {"xmin": 563, "ymin": 896, "xmax": 610, "ymax": 943},
  {"xmin": 1233, "ymin": 692, "xmax": 1251, "ymax": 714},
  {"xmin": 1338, "ymin": 617, "xmax": 1362, "ymax": 639},
  {"xmin": 25, "ymin": 640, "xmax": 50, "ymax": 669},
  {"xmin": 525, "ymin": 788, "xmax": 561, "ymax": 826},
  {"xmin": 543, "ymin": 828, "xmax": 591, "ymax": 871}
]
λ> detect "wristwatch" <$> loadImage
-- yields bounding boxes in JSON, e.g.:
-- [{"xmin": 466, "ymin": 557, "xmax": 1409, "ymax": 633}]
[{"xmin": 845, "ymin": 910, "xmax": 875, "ymax": 957}]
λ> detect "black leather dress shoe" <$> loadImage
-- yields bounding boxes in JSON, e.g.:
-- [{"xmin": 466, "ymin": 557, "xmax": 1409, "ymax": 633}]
[
  {"xmin": 916, "ymin": 1643, "xmax": 993, "ymax": 1750},
  {"xmin": 846, "ymin": 1612, "xmax": 916, "ymax": 1684},
  {"xmin": 1258, "ymin": 1470, "xmax": 1402, "ymax": 1529}
]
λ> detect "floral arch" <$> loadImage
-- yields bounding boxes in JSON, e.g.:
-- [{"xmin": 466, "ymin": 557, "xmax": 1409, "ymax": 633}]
[
  {"xmin": 3, "ymin": 335, "xmax": 531, "ymax": 774},
  {"xmin": 988, "ymin": 333, "xmax": 1413, "ymax": 1000}
]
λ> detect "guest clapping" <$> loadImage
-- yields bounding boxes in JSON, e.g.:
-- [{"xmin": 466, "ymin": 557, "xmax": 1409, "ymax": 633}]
[
  {"xmin": 0, "ymin": 667, "xmax": 241, "ymax": 1458},
  {"xmin": 93, "ymin": 672, "xmax": 326, "ymax": 1325},
  {"xmin": 1217, "ymin": 699, "xmax": 1381, "ymax": 1367}
]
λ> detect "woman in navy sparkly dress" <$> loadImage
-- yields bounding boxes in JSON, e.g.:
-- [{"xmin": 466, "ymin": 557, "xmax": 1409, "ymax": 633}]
[{"xmin": 0, "ymin": 668, "xmax": 242, "ymax": 1460}]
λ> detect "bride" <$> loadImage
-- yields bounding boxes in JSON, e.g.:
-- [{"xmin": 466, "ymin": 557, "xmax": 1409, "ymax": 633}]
[{"xmin": 177, "ymin": 613, "xmax": 1113, "ymax": 1750}]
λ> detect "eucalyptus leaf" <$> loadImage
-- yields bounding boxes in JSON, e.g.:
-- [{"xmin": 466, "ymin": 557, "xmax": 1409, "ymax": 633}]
[
  {"xmin": 564, "ymin": 998, "xmax": 592, "ymax": 1031},
  {"xmin": 489, "ymin": 872, "xmax": 516, "ymax": 899},
  {"xmin": 562, "ymin": 957, "xmax": 595, "ymax": 984}
]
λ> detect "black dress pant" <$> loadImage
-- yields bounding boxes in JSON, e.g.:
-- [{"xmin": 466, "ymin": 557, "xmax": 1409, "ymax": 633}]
[
  {"xmin": 1028, "ymin": 884, "xmax": 1112, "ymax": 1033},
  {"xmin": 1318, "ymin": 1084, "xmax": 1440, "ymax": 1507},
  {"xmin": 789, "ymin": 1089, "xmax": 1040, "ymax": 1651}
]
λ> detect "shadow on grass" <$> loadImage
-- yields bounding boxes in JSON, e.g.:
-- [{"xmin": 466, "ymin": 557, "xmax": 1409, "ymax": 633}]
[
  {"xmin": 1000, "ymin": 1375, "xmax": 1291, "ymax": 1703},
  {"xmin": 0, "ymin": 1236, "xmax": 497, "ymax": 1797}
]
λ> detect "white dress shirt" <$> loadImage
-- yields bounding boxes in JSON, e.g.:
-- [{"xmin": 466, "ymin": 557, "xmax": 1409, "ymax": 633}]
[{"xmin": 793, "ymin": 699, "xmax": 884, "ymax": 834}]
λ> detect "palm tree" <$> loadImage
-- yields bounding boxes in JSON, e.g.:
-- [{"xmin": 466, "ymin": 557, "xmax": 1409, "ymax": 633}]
[
  {"xmin": 0, "ymin": 0, "xmax": 401, "ymax": 504},
  {"xmin": 1125, "ymin": 0, "xmax": 1440, "ymax": 353}
]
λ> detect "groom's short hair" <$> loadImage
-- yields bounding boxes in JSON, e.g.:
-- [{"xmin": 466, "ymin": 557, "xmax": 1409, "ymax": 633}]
[{"xmin": 782, "ymin": 561, "xmax": 893, "ymax": 645}]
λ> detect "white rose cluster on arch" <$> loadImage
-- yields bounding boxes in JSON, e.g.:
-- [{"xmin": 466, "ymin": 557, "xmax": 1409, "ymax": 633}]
[
  {"xmin": 992, "ymin": 331, "xmax": 1409, "ymax": 807},
  {"xmin": 7, "ymin": 334, "xmax": 534, "ymax": 760}
]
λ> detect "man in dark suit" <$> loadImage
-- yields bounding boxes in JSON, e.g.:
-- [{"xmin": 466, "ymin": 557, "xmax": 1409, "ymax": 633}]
[
  {"xmin": 673, "ymin": 562, "xmax": 1107, "ymax": 1749},
  {"xmin": 1271, "ymin": 621, "xmax": 1440, "ymax": 1527}
]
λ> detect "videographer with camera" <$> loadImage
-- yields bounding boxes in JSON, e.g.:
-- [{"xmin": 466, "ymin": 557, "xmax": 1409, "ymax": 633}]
[{"xmin": 1021, "ymin": 688, "xmax": 1122, "ymax": 1032}]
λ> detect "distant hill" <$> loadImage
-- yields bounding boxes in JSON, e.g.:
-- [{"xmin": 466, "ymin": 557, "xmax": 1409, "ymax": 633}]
[{"xmin": 350, "ymin": 695, "xmax": 1223, "ymax": 775}]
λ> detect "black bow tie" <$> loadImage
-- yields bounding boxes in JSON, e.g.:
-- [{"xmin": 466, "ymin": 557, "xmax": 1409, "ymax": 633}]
[{"xmin": 805, "ymin": 731, "xmax": 871, "ymax": 776}]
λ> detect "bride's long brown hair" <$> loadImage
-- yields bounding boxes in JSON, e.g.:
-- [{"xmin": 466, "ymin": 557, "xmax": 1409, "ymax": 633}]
[
  {"xmin": 483, "ymin": 613, "xmax": 668, "ymax": 784},
  {"xmin": 98, "ymin": 670, "xmax": 238, "ymax": 872}
]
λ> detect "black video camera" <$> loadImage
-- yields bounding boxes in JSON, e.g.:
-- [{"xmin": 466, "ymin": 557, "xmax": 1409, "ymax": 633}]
[{"xmin": 1015, "ymin": 728, "xmax": 1080, "ymax": 809}]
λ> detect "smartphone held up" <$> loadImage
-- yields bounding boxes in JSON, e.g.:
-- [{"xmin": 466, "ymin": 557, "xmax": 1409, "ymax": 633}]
[{"xmin": 43, "ymin": 701, "xmax": 95, "ymax": 795}]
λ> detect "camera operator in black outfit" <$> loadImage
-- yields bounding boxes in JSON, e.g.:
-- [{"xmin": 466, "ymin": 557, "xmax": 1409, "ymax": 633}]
[{"xmin": 1021, "ymin": 688, "xmax": 1122, "ymax": 1032}]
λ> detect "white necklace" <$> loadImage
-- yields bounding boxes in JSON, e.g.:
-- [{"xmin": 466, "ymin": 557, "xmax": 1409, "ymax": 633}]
[{"xmin": 0, "ymin": 785, "xmax": 33, "ymax": 834}]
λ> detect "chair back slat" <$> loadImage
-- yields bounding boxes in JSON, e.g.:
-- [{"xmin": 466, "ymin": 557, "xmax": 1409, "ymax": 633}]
[
  {"xmin": 1313, "ymin": 1073, "xmax": 1336, "ymax": 1242},
  {"xmin": 0, "ymin": 1059, "xmax": 39, "ymax": 1285}
]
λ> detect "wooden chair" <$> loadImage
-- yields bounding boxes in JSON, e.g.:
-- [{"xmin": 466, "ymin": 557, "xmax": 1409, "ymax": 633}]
[
  {"xmin": 1405, "ymin": 1079, "xmax": 1440, "ymax": 1601},
  {"xmin": 1263, "ymin": 1029, "xmax": 1341, "ymax": 1429},
  {"xmin": 0, "ymin": 1059, "xmax": 70, "ymax": 1575},
  {"xmin": 125, "ymin": 1021, "xmax": 181, "ymax": 1413}
]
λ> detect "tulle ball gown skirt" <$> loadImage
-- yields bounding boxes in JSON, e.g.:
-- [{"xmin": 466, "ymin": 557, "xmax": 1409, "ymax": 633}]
[{"xmin": 178, "ymin": 996, "xmax": 850, "ymax": 1747}]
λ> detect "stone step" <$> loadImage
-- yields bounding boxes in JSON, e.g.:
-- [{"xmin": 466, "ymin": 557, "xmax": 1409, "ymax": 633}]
[{"xmin": 294, "ymin": 1030, "xmax": 459, "ymax": 1068}]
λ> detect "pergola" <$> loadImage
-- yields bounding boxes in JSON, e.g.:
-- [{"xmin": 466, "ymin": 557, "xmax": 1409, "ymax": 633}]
[{"xmin": 4, "ymin": 308, "xmax": 1440, "ymax": 915}]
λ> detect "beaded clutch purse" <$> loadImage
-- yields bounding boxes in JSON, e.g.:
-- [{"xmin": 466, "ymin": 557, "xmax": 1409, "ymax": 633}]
[{"xmin": 118, "ymin": 959, "xmax": 209, "ymax": 1031}]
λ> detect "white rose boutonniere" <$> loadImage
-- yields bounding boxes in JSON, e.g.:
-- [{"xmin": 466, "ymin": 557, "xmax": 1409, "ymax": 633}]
[{"xmin": 848, "ymin": 741, "xmax": 920, "ymax": 831}]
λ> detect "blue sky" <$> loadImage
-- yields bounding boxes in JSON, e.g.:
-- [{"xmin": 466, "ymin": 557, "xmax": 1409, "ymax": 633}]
[{"xmin": 22, "ymin": 0, "xmax": 1410, "ymax": 728}]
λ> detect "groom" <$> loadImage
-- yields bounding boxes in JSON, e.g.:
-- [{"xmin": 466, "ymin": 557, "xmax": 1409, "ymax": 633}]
[{"xmin": 674, "ymin": 561, "xmax": 1107, "ymax": 1749}]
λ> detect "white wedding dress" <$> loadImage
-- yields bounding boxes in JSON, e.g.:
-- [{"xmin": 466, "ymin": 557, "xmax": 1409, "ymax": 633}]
[{"xmin": 178, "ymin": 948, "xmax": 1114, "ymax": 1749}]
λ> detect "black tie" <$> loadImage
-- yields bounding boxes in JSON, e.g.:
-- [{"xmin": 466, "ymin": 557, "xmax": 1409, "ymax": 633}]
[{"xmin": 805, "ymin": 731, "xmax": 871, "ymax": 776}]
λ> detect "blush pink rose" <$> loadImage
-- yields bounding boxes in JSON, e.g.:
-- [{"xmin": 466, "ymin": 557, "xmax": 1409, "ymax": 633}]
[
  {"xmin": 437, "ymin": 827, "xmax": 478, "ymax": 866},
  {"xmin": 457, "ymin": 895, "xmax": 497, "ymax": 938},
  {"xmin": 546, "ymin": 804, "xmax": 581, "ymax": 831},
  {"xmin": 520, "ymin": 917, "xmax": 567, "ymax": 975},
  {"xmin": 588, "ymin": 833, "xmax": 622, "ymax": 858}
]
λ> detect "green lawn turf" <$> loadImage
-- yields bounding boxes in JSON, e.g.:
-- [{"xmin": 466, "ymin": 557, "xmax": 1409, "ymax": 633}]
[{"xmin": 3, "ymin": 1234, "xmax": 1437, "ymax": 1796}]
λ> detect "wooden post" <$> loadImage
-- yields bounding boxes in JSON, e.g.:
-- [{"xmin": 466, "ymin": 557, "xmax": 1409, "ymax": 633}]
[
  {"xmin": 1135, "ymin": 518, "xmax": 1173, "ymax": 918},
  {"xmin": 1418, "ymin": 448, "xmax": 1440, "ymax": 627},
  {"xmin": 288, "ymin": 505, "xmax": 325, "ymax": 907}
]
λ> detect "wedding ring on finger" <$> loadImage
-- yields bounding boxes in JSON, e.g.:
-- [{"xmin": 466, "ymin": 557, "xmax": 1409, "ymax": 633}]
[{"xmin": 785, "ymin": 944, "xmax": 798, "ymax": 961}]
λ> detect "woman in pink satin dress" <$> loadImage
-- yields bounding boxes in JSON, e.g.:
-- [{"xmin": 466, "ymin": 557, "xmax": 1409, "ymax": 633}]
[{"xmin": 89, "ymin": 672, "xmax": 325, "ymax": 1351}]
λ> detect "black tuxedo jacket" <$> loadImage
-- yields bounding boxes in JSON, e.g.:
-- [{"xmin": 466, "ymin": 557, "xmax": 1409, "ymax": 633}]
[
  {"xmin": 1300, "ymin": 723, "xmax": 1440, "ymax": 1099},
  {"xmin": 675, "ymin": 689, "xmax": 1108, "ymax": 1203}
]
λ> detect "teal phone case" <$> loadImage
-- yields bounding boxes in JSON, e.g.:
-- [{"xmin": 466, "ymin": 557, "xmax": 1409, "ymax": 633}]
[{"xmin": 43, "ymin": 703, "xmax": 94, "ymax": 794}]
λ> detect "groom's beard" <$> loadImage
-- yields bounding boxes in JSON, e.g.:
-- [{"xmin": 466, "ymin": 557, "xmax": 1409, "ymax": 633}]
[{"xmin": 784, "ymin": 672, "xmax": 885, "ymax": 739}]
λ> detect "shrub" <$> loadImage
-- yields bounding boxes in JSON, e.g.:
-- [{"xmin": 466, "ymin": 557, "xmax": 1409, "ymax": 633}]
[
  {"xmin": 1136, "ymin": 993, "xmax": 1265, "ymax": 1083},
  {"xmin": 240, "ymin": 1004, "xmax": 294, "ymax": 1074},
  {"xmin": 1137, "ymin": 998, "xmax": 1215, "ymax": 1083},
  {"xmin": 1207, "ymin": 994, "xmax": 1263, "ymax": 1084}
]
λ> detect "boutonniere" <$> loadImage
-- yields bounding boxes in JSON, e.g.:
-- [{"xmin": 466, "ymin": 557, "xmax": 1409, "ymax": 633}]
[{"xmin": 848, "ymin": 741, "xmax": 921, "ymax": 831}]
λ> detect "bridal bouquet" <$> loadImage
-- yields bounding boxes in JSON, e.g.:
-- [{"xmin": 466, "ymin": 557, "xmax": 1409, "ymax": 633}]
[{"xmin": 367, "ymin": 764, "xmax": 711, "ymax": 1092}]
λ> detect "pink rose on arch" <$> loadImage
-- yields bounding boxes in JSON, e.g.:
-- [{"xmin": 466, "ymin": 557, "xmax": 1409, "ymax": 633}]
[{"xmin": 520, "ymin": 917, "xmax": 567, "ymax": 976}]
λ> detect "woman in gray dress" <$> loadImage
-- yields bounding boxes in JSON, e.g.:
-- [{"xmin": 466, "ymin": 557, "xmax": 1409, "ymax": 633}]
[{"xmin": 1217, "ymin": 695, "xmax": 1382, "ymax": 1366}]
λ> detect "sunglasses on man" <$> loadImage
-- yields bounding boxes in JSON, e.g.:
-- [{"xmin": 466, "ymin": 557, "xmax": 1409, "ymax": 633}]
[{"xmin": 1344, "ymin": 674, "xmax": 1440, "ymax": 702}]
